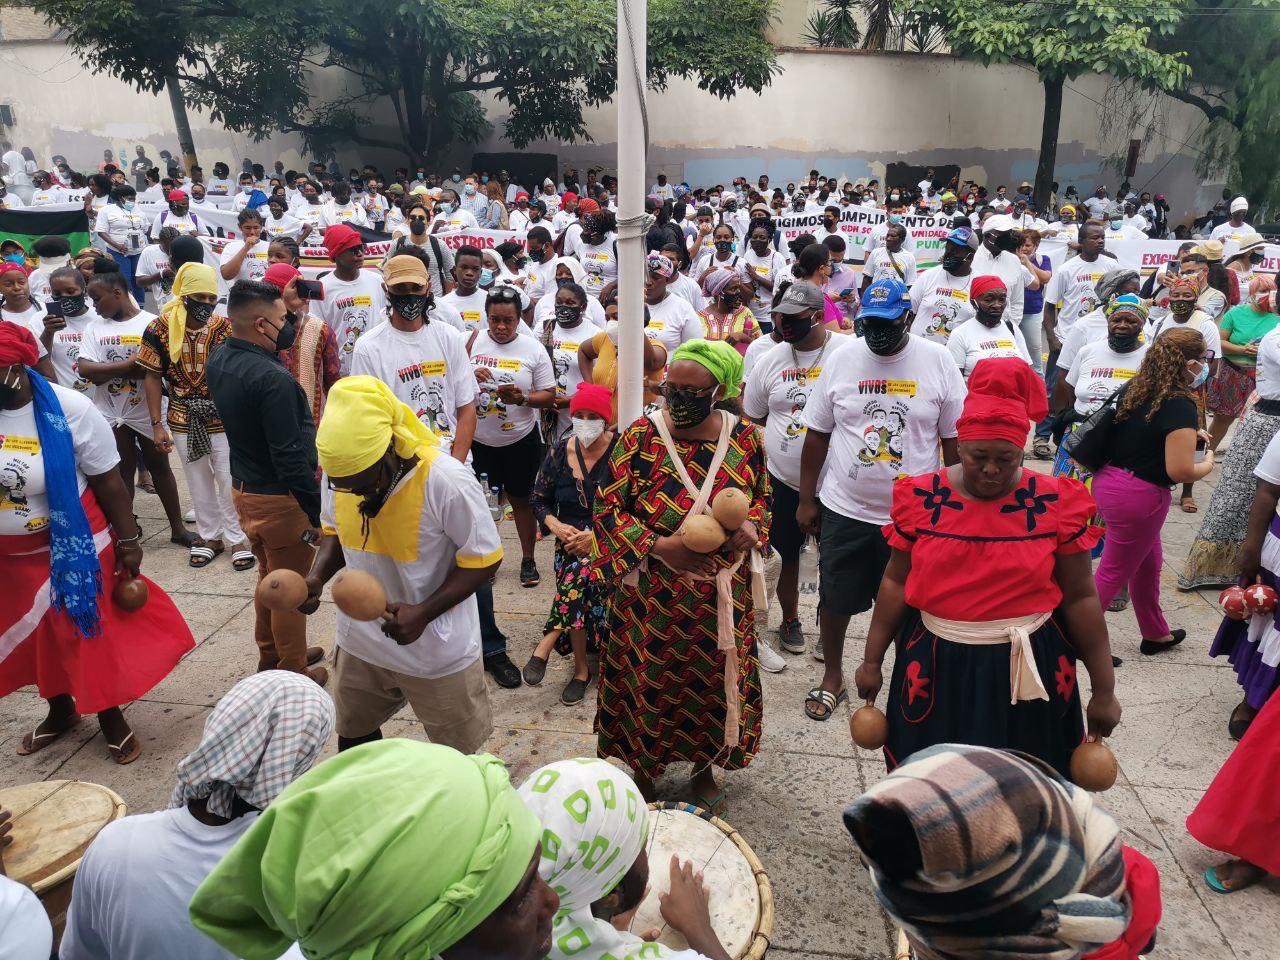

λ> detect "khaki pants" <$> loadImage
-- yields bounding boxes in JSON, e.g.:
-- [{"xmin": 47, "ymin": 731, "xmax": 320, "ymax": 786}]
[
  {"xmin": 233, "ymin": 490, "xmax": 314, "ymax": 673},
  {"xmin": 333, "ymin": 647, "xmax": 493, "ymax": 754}
]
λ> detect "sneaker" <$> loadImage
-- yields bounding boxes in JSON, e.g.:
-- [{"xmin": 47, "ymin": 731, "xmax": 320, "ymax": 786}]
[
  {"xmin": 485, "ymin": 652, "xmax": 523, "ymax": 688},
  {"xmin": 757, "ymin": 639, "xmax": 786, "ymax": 674},
  {"xmin": 520, "ymin": 558, "xmax": 540, "ymax": 588},
  {"xmin": 183, "ymin": 508, "xmax": 196, "ymax": 524},
  {"xmin": 778, "ymin": 618, "xmax": 805, "ymax": 654},
  {"xmin": 811, "ymin": 640, "xmax": 825, "ymax": 663}
]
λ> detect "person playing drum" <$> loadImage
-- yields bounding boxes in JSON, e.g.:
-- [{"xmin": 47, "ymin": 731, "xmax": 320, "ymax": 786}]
[{"xmin": 518, "ymin": 758, "xmax": 733, "ymax": 960}]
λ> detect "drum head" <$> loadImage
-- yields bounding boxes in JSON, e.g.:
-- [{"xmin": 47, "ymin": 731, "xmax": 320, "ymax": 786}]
[
  {"xmin": 0, "ymin": 780, "xmax": 127, "ymax": 892},
  {"xmin": 631, "ymin": 803, "xmax": 763, "ymax": 959}
]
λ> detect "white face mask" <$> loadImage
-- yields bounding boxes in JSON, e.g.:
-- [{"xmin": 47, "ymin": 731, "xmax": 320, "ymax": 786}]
[
  {"xmin": 605, "ymin": 319, "xmax": 620, "ymax": 344},
  {"xmin": 571, "ymin": 415, "xmax": 605, "ymax": 445}
]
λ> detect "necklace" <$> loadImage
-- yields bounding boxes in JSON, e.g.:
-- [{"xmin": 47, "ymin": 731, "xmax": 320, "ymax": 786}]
[{"xmin": 791, "ymin": 330, "xmax": 832, "ymax": 378}]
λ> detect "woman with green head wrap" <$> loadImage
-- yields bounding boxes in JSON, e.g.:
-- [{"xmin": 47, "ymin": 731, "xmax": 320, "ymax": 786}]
[
  {"xmin": 594, "ymin": 338, "xmax": 770, "ymax": 813},
  {"xmin": 189, "ymin": 739, "xmax": 560, "ymax": 960}
]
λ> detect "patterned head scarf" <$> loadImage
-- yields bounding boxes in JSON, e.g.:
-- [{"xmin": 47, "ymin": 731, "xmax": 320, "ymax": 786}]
[
  {"xmin": 171, "ymin": 670, "xmax": 335, "ymax": 817},
  {"xmin": 1094, "ymin": 269, "xmax": 1138, "ymax": 308},
  {"xmin": 518, "ymin": 759, "xmax": 675, "ymax": 960},
  {"xmin": 160, "ymin": 261, "xmax": 218, "ymax": 361},
  {"xmin": 1166, "ymin": 272, "xmax": 1201, "ymax": 297},
  {"xmin": 190, "ymin": 741, "xmax": 541, "ymax": 960},
  {"xmin": 670, "ymin": 339, "xmax": 744, "ymax": 399},
  {"xmin": 844, "ymin": 744, "xmax": 1130, "ymax": 960},
  {"xmin": 701, "ymin": 267, "xmax": 739, "ymax": 300},
  {"xmin": 1104, "ymin": 293, "xmax": 1148, "ymax": 322}
]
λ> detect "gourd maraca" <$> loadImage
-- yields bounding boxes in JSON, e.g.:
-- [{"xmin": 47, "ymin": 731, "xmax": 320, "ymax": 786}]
[
  {"xmin": 681, "ymin": 514, "xmax": 727, "ymax": 553},
  {"xmin": 256, "ymin": 569, "xmax": 310, "ymax": 611},
  {"xmin": 1219, "ymin": 585, "xmax": 1249, "ymax": 622},
  {"xmin": 711, "ymin": 487, "xmax": 750, "ymax": 531},
  {"xmin": 1070, "ymin": 739, "xmax": 1118, "ymax": 792},
  {"xmin": 849, "ymin": 702, "xmax": 888, "ymax": 750},
  {"xmin": 1244, "ymin": 583, "xmax": 1278, "ymax": 615},
  {"xmin": 331, "ymin": 569, "xmax": 393, "ymax": 622},
  {"xmin": 112, "ymin": 574, "xmax": 149, "ymax": 611},
  {"xmin": 680, "ymin": 488, "xmax": 750, "ymax": 554}
]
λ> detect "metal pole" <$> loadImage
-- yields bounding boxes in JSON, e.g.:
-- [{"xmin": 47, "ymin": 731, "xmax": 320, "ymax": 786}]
[{"xmin": 616, "ymin": 0, "xmax": 647, "ymax": 426}]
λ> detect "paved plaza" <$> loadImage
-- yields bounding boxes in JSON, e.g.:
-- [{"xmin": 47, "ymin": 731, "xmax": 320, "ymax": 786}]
[{"xmin": 2, "ymin": 462, "xmax": 1277, "ymax": 959}]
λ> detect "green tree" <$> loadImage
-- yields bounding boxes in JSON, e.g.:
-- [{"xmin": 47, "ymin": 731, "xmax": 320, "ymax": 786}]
[
  {"xmin": 900, "ymin": 0, "xmax": 1189, "ymax": 209},
  {"xmin": 803, "ymin": 0, "xmax": 862, "ymax": 48},
  {"xmin": 27, "ymin": 0, "xmax": 779, "ymax": 166}
]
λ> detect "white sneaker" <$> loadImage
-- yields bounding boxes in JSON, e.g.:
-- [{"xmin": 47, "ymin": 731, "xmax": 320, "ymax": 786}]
[
  {"xmin": 757, "ymin": 639, "xmax": 786, "ymax": 673},
  {"xmin": 183, "ymin": 509, "xmax": 196, "ymax": 524}
]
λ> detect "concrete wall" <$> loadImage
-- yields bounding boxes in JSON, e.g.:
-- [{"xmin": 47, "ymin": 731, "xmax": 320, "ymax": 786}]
[{"xmin": 1, "ymin": 31, "xmax": 1218, "ymax": 221}]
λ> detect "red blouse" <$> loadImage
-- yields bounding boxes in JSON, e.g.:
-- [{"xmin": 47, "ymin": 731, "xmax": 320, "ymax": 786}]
[{"xmin": 883, "ymin": 469, "xmax": 1101, "ymax": 621}]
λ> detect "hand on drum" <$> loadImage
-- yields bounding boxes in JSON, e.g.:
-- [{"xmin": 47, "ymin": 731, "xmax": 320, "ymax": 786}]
[
  {"xmin": 659, "ymin": 855, "xmax": 732, "ymax": 960},
  {"xmin": 0, "ymin": 805, "xmax": 11, "ymax": 851}
]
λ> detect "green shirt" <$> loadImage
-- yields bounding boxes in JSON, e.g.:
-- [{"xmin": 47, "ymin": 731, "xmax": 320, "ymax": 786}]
[{"xmin": 1221, "ymin": 304, "xmax": 1280, "ymax": 367}]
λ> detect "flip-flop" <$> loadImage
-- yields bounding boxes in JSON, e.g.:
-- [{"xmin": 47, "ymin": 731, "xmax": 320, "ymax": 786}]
[
  {"xmin": 231, "ymin": 549, "xmax": 256, "ymax": 572},
  {"xmin": 106, "ymin": 730, "xmax": 141, "ymax": 765},
  {"xmin": 1181, "ymin": 496, "xmax": 1199, "ymax": 513},
  {"xmin": 804, "ymin": 686, "xmax": 848, "ymax": 721},
  {"xmin": 15, "ymin": 713, "xmax": 82, "ymax": 755},
  {"xmin": 692, "ymin": 792, "xmax": 727, "ymax": 817},
  {"xmin": 1204, "ymin": 864, "xmax": 1264, "ymax": 894}
]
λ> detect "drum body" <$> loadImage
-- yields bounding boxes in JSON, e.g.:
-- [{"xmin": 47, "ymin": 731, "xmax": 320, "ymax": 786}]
[
  {"xmin": 632, "ymin": 801, "xmax": 774, "ymax": 960},
  {"xmin": 0, "ymin": 780, "xmax": 127, "ymax": 943}
]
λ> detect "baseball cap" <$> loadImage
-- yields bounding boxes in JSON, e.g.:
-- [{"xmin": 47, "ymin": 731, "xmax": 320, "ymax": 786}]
[
  {"xmin": 983, "ymin": 214, "xmax": 1015, "ymax": 233},
  {"xmin": 945, "ymin": 226, "xmax": 979, "ymax": 250},
  {"xmin": 514, "ymin": 191, "xmax": 530, "ymax": 202},
  {"xmin": 166, "ymin": 189, "xmax": 188, "ymax": 203},
  {"xmin": 386, "ymin": 183, "xmax": 405, "ymax": 196},
  {"xmin": 859, "ymin": 278, "xmax": 911, "ymax": 321},
  {"xmin": 772, "ymin": 282, "xmax": 824, "ymax": 315},
  {"xmin": 384, "ymin": 254, "xmax": 429, "ymax": 287}
]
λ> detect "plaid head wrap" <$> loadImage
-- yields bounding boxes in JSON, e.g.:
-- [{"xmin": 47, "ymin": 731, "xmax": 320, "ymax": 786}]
[
  {"xmin": 172, "ymin": 670, "xmax": 335, "ymax": 817},
  {"xmin": 844, "ymin": 744, "xmax": 1130, "ymax": 960}
]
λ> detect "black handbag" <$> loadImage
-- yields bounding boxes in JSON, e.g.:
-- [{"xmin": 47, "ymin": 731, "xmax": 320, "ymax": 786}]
[{"xmin": 1061, "ymin": 384, "xmax": 1128, "ymax": 472}]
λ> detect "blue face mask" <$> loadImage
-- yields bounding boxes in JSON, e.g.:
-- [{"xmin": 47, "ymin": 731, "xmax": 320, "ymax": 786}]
[
  {"xmin": 123, "ymin": 200, "xmax": 136, "ymax": 211},
  {"xmin": 887, "ymin": 213, "xmax": 902, "ymax": 224},
  {"xmin": 3, "ymin": 253, "xmax": 24, "ymax": 264},
  {"xmin": 479, "ymin": 268, "xmax": 495, "ymax": 288},
  {"xmin": 440, "ymin": 202, "xmax": 454, "ymax": 215},
  {"xmin": 1190, "ymin": 361, "xmax": 1210, "ymax": 389},
  {"xmin": 480, "ymin": 176, "xmax": 489, "ymax": 184}
]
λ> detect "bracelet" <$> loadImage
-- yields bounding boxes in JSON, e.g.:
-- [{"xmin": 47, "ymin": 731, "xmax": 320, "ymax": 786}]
[
  {"xmin": 115, "ymin": 532, "xmax": 142, "ymax": 544},
  {"xmin": 150, "ymin": 418, "xmax": 163, "ymax": 426}
]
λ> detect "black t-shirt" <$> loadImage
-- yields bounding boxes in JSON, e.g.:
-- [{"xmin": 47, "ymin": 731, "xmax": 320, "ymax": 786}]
[{"xmin": 1106, "ymin": 394, "xmax": 1198, "ymax": 486}]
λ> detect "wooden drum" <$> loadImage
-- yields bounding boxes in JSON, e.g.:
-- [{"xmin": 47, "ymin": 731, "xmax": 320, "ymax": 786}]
[
  {"xmin": 0, "ymin": 780, "xmax": 127, "ymax": 942},
  {"xmin": 631, "ymin": 801, "xmax": 774, "ymax": 960}
]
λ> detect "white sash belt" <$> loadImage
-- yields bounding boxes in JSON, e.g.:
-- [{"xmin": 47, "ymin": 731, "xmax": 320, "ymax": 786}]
[{"xmin": 921, "ymin": 610, "xmax": 1053, "ymax": 704}]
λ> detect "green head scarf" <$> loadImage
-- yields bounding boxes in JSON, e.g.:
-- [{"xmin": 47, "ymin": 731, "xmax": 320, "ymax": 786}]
[
  {"xmin": 189, "ymin": 740, "xmax": 541, "ymax": 960},
  {"xmin": 670, "ymin": 338, "xmax": 744, "ymax": 399}
]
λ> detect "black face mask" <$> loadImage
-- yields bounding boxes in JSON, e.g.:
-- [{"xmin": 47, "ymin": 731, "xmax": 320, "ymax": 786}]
[
  {"xmin": 554, "ymin": 304, "xmax": 582, "ymax": 327},
  {"xmin": 267, "ymin": 311, "xmax": 298, "ymax": 353},
  {"xmin": 662, "ymin": 383, "xmax": 717, "ymax": 428},
  {"xmin": 720, "ymin": 293, "xmax": 742, "ymax": 311},
  {"xmin": 823, "ymin": 218, "xmax": 836, "ymax": 230},
  {"xmin": 940, "ymin": 254, "xmax": 967, "ymax": 274},
  {"xmin": 997, "ymin": 232, "xmax": 1020, "ymax": 253},
  {"xmin": 714, "ymin": 240, "xmax": 733, "ymax": 254},
  {"xmin": 184, "ymin": 299, "xmax": 216, "ymax": 326},
  {"xmin": 409, "ymin": 217, "xmax": 427, "ymax": 235},
  {"xmin": 777, "ymin": 314, "xmax": 814, "ymax": 343},
  {"xmin": 974, "ymin": 306, "xmax": 1003, "ymax": 327},
  {"xmin": 555, "ymin": 277, "xmax": 574, "ymax": 289},
  {"xmin": 388, "ymin": 292, "xmax": 430, "ymax": 323},
  {"xmin": 58, "ymin": 294, "xmax": 88, "ymax": 316},
  {"xmin": 1169, "ymin": 300, "xmax": 1195, "ymax": 318},
  {"xmin": 864, "ymin": 320, "xmax": 908, "ymax": 355},
  {"xmin": 1108, "ymin": 331, "xmax": 1141, "ymax": 353}
]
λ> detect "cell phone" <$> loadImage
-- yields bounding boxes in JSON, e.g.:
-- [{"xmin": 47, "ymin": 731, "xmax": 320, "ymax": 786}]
[
  {"xmin": 840, "ymin": 287, "xmax": 855, "ymax": 297},
  {"xmin": 294, "ymin": 278, "xmax": 324, "ymax": 300},
  {"xmin": 1195, "ymin": 437, "xmax": 1207, "ymax": 463},
  {"xmin": 44, "ymin": 300, "xmax": 65, "ymax": 319}
]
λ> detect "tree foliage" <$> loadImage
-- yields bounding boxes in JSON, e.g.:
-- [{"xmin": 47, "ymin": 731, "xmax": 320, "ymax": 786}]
[
  {"xmin": 802, "ymin": 0, "xmax": 862, "ymax": 48},
  {"xmin": 28, "ymin": 0, "xmax": 779, "ymax": 164}
]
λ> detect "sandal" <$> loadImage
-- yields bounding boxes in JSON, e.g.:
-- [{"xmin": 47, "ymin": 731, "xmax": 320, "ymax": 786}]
[
  {"xmin": 15, "ymin": 713, "xmax": 82, "ymax": 755},
  {"xmin": 1032, "ymin": 439, "xmax": 1053, "ymax": 460},
  {"xmin": 189, "ymin": 540, "xmax": 224, "ymax": 568},
  {"xmin": 1107, "ymin": 595, "xmax": 1130, "ymax": 612},
  {"xmin": 1205, "ymin": 861, "xmax": 1266, "ymax": 894},
  {"xmin": 106, "ymin": 730, "xmax": 141, "ymax": 765},
  {"xmin": 231, "ymin": 549, "xmax": 256, "ymax": 572},
  {"xmin": 692, "ymin": 791, "xmax": 727, "ymax": 817},
  {"xmin": 1181, "ymin": 496, "xmax": 1198, "ymax": 513},
  {"xmin": 804, "ymin": 686, "xmax": 847, "ymax": 722}
]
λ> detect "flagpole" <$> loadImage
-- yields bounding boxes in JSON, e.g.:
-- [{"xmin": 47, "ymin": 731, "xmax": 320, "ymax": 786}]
[{"xmin": 616, "ymin": 0, "xmax": 647, "ymax": 426}]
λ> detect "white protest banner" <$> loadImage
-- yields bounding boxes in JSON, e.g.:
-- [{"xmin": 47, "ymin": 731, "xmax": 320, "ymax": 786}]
[{"xmin": 771, "ymin": 207, "xmax": 959, "ymax": 265}]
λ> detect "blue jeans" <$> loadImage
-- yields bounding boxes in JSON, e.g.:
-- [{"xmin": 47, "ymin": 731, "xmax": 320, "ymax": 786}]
[
  {"xmin": 108, "ymin": 249, "xmax": 145, "ymax": 303},
  {"xmin": 1034, "ymin": 348, "xmax": 1060, "ymax": 440},
  {"xmin": 477, "ymin": 579, "xmax": 507, "ymax": 659}
]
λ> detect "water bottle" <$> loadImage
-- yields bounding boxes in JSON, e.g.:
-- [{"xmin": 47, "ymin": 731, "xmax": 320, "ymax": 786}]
[{"xmin": 489, "ymin": 487, "xmax": 504, "ymax": 522}]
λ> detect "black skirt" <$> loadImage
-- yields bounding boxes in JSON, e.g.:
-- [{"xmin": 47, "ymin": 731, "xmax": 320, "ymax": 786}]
[{"xmin": 884, "ymin": 609, "xmax": 1086, "ymax": 778}]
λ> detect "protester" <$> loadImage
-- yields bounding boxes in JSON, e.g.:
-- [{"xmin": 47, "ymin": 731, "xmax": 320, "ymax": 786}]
[
  {"xmin": 0, "ymin": 322, "xmax": 193, "ymax": 765},
  {"xmin": 909, "ymin": 226, "xmax": 978, "ymax": 344},
  {"xmin": 531, "ymin": 257, "xmax": 606, "ymax": 332},
  {"xmin": 440, "ymin": 244, "xmax": 490, "ymax": 332},
  {"xmin": 305, "ymin": 377, "xmax": 501, "ymax": 751},
  {"xmin": 642, "ymin": 251, "xmax": 704, "ymax": 355},
  {"xmin": 1, "ymin": 260, "xmax": 48, "ymax": 333},
  {"xmin": 60, "ymin": 671, "xmax": 335, "ymax": 960},
  {"xmin": 945, "ymin": 275, "xmax": 1032, "ymax": 377},
  {"xmin": 1018, "ymin": 228, "xmax": 1053, "ymax": 372},
  {"xmin": 970, "ymin": 213, "xmax": 1029, "ymax": 325},
  {"xmin": 595, "ymin": 339, "xmax": 768, "ymax": 810},
  {"xmin": 523, "ymin": 383, "xmax": 616, "ymax": 704},
  {"xmin": 861, "ymin": 220, "xmax": 917, "ymax": 290},
  {"xmin": 385, "ymin": 200, "xmax": 455, "ymax": 297},
  {"xmin": 218, "ymin": 209, "xmax": 270, "ymax": 283},
  {"xmin": 136, "ymin": 225, "xmax": 178, "ymax": 308},
  {"xmin": 94, "ymin": 184, "xmax": 146, "ymax": 301},
  {"xmin": 578, "ymin": 292, "xmax": 667, "ymax": 424},
  {"xmin": 698, "ymin": 267, "xmax": 756, "ymax": 356},
  {"xmin": 1206, "ymin": 274, "xmax": 1278, "ymax": 450},
  {"xmin": 740, "ymin": 219, "xmax": 788, "ymax": 332},
  {"xmin": 1209, "ymin": 196, "xmax": 1253, "ymax": 243},
  {"xmin": 264, "ymin": 256, "xmax": 341, "ymax": 430},
  {"xmin": 858, "ymin": 358, "xmax": 1118, "ymax": 774},
  {"xmin": 799, "ymin": 278, "xmax": 966, "ymax": 720},
  {"xmin": 315, "ymin": 224, "xmax": 385, "ymax": 375},
  {"xmin": 534, "ymin": 279, "xmax": 600, "ymax": 440}
]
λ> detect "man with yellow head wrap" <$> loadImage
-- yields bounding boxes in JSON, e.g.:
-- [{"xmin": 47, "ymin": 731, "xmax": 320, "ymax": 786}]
[
  {"xmin": 301, "ymin": 376, "xmax": 503, "ymax": 753},
  {"xmin": 190, "ymin": 739, "xmax": 560, "ymax": 960}
]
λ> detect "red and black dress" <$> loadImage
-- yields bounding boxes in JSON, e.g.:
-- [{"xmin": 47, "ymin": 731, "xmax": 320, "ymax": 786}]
[{"xmin": 882, "ymin": 468, "xmax": 1102, "ymax": 777}]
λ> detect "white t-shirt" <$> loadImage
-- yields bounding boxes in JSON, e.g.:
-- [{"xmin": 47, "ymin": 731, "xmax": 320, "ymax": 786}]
[
  {"xmin": 576, "ymin": 236, "xmax": 618, "ymax": 299},
  {"xmin": 318, "ymin": 201, "xmax": 370, "ymax": 231},
  {"xmin": 910, "ymin": 267, "xmax": 975, "ymax": 343},
  {"xmin": 864, "ymin": 246, "xmax": 918, "ymax": 287},
  {"xmin": 0, "ymin": 874, "xmax": 52, "ymax": 959},
  {"xmin": 292, "ymin": 202, "xmax": 325, "ymax": 245},
  {"xmin": 1210, "ymin": 220, "xmax": 1255, "ymax": 244},
  {"xmin": 94, "ymin": 204, "xmax": 147, "ymax": 252},
  {"xmin": 46, "ymin": 309, "xmax": 99, "ymax": 395},
  {"xmin": 314, "ymin": 271, "xmax": 387, "ymax": 376},
  {"xmin": 79, "ymin": 311, "xmax": 158, "ymax": 437},
  {"xmin": 321, "ymin": 456, "xmax": 502, "ymax": 679},
  {"xmin": 205, "ymin": 176, "xmax": 233, "ymax": 196},
  {"xmin": 1255, "ymin": 427, "xmax": 1280, "ymax": 485},
  {"xmin": 440, "ymin": 288, "xmax": 489, "ymax": 333},
  {"xmin": 470, "ymin": 330, "xmax": 556, "ymax": 447},
  {"xmin": 530, "ymin": 318, "xmax": 603, "ymax": 436},
  {"xmin": 3, "ymin": 301, "xmax": 47, "ymax": 337},
  {"xmin": 262, "ymin": 211, "xmax": 305, "ymax": 240},
  {"xmin": 58, "ymin": 807, "xmax": 259, "ymax": 960},
  {"xmin": 1083, "ymin": 196, "xmax": 1110, "ymax": 218},
  {"xmin": 801, "ymin": 335, "xmax": 966, "ymax": 525},
  {"xmin": 532, "ymin": 291, "xmax": 606, "ymax": 333},
  {"xmin": 946, "ymin": 317, "xmax": 1031, "ymax": 379},
  {"xmin": 350, "ymin": 320, "xmax": 477, "ymax": 448},
  {"xmin": 430, "ymin": 209, "xmax": 480, "ymax": 232},
  {"xmin": 135, "ymin": 244, "xmax": 173, "ymax": 308},
  {"xmin": 1255, "ymin": 327, "xmax": 1280, "ymax": 401},
  {"xmin": 0, "ymin": 384, "xmax": 118, "ymax": 536},
  {"xmin": 1149, "ymin": 312, "xmax": 1223, "ymax": 362},
  {"xmin": 668, "ymin": 272, "xmax": 705, "ymax": 311},
  {"xmin": 1044, "ymin": 255, "xmax": 1107, "ymax": 339},
  {"xmin": 29, "ymin": 185, "xmax": 67, "ymax": 206},
  {"xmin": 742, "ymin": 332, "xmax": 781, "ymax": 380},
  {"xmin": 971, "ymin": 247, "xmax": 1028, "ymax": 325},
  {"xmin": 743, "ymin": 334, "xmax": 848, "ymax": 490},
  {"xmin": 1065, "ymin": 339, "xmax": 1150, "ymax": 415},
  {"xmin": 0, "ymin": 192, "xmax": 24, "ymax": 209},
  {"xmin": 218, "ymin": 238, "xmax": 270, "ymax": 283},
  {"xmin": 645, "ymin": 293, "xmax": 705, "ymax": 356},
  {"xmin": 863, "ymin": 220, "xmax": 918, "ymax": 260},
  {"xmin": 147, "ymin": 210, "xmax": 200, "ymax": 239},
  {"xmin": 741, "ymin": 247, "xmax": 789, "ymax": 322}
]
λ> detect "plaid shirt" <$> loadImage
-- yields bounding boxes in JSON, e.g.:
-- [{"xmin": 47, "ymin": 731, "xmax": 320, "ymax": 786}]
[{"xmin": 135, "ymin": 314, "xmax": 231, "ymax": 434}]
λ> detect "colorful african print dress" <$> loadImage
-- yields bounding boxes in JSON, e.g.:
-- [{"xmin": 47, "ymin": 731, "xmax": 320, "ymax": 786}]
[
  {"xmin": 593, "ymin": 414, "xmax": 770, "ymax": 777},
  {"xmin": 882, "ymin": 469, "xmax": 1102, "ymax": 777}
]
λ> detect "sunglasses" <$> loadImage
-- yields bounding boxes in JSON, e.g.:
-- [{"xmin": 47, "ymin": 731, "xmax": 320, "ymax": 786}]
[{"xmin": 486, "ymin": 285, "xmax": 522, "ymax": 304}]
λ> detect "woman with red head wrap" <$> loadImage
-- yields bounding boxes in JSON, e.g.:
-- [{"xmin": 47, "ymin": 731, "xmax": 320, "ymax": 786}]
[
  {"xmin": 0, "ymin": 321, "xmax": 193, "ymax": 764},
  {"xmin": 856, "ymin": 356, "xmax": 1121, "ymax": 778}
]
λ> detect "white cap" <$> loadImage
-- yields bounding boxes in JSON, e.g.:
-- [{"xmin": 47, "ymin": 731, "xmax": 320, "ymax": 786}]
[
  {"xmin": 984, "ymin": 213, "xmax": 1016, "ymax": 232},
  {"xmin": 1231, "ymin": 196, "xmax": 1249, "ymax": 213}
]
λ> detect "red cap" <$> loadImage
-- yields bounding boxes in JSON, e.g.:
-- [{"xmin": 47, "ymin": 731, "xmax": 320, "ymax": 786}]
[
  {"xmin": 562, "ymin": 192, "xmax": 578, "ymax": 203},
  {"xmin": 167, "ymin": 189, "xmax": 188, "ymax": 203},
  {"xmin": 0, "ymin": 261, "xmax": 30, "ymax": 278},
  {"xmin": 515, "ymin": 191, "xmax": 530, "ymax": 202},
  {"xmin": 969, "ymin": 275, "xmax": 1006, "ymax": 301},
  {"xmin": 262, "ymin": 262, "xmax": 301, "ymax": 292},
  {"xmin": 0, "ymin": 320, "xmax": 39, "ymax": 367},
  {"xmin": 577, "ymin": 198, "xmax": 600, "ymax": 216},
  {"xmin": 323, "ymin": 224, "xmax": 363, "ymax": 258},
  {"xmin": 956, "ymin": 357, "xmax": 1047, "ymax": 446},
  {"xmin": 569, "ymin": 383, "xmax": 613, "ymax": 421}
]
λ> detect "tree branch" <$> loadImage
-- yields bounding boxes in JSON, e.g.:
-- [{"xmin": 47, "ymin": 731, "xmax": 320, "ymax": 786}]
[{"xmin": 1164, "ymin": 86, "xmax": 1235, "ymax": 125}]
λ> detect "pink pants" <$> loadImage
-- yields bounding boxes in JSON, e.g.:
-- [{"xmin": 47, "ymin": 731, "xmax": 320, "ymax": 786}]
[{"xmin": 1091, "ymin": 466, "xmax": 1173, "ymax": 639}]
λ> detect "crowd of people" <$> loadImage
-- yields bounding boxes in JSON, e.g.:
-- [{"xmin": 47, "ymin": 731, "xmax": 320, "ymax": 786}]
[{"xmin": 1, "ymin": 148, "xmax": 1278, "ymax": 960}]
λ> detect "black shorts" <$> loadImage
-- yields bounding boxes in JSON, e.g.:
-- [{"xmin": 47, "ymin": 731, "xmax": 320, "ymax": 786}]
[
  {"xmin": 472, "ymin": 429, "xmax": 544, "ymax": 498},
  {"xmin": 768, "ymin": 471, "xmax": 805, "ymax": 565},
  {"xmin": 818, "ymin": 507, "xmax": 891, "ymax": 617}
]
